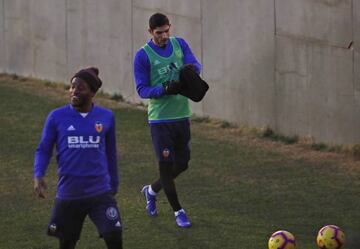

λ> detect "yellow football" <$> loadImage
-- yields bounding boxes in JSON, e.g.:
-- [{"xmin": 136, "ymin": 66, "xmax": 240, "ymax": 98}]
[
  {"xmin": 316, "ymin": 225, "xmax": 345, "ymax": 249},
  {"xmin": 268, "ymin": 230, "xmax": 296, "ymax": 249}
]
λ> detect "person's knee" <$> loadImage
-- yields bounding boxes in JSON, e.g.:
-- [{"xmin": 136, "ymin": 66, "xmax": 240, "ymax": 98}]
[
  {"xmin": 159, "ymin": 161, "xmax": 173, "ymax": 169},
  {"xmin": 158, "ymin": 161, "xmax": 173, "ymax": 178},
  {"xmin": 172, "ymin": 162, "xmax": 188, "ymax": 177},
  {"xmin": 103, "ymin": 230, "xmax": 123, "ymax": 249}
]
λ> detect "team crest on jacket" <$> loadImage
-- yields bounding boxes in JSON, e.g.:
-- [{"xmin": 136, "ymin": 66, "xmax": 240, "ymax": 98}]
[{"xmin": 95, "ymin": 122, "xmax": 103, "ymax": 133}]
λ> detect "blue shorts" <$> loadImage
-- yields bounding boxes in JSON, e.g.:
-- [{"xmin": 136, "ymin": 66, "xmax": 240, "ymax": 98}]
[
  {"xmin": 47, "ymin": 192, "xmax": 122, "ymax": 241},
  {"xmin": 150, "ymin": 119, "xmax": 191, "ymax": 164}
]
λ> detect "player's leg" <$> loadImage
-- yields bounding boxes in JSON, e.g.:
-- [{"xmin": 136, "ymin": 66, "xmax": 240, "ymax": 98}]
[
  {"xmin": 143, "ymin": 121, "xmax": 191, "ymax": 226},
  {"xmin": 141, "ymin": 122, "xmax": 174, "ymax": 216},
  {"xmin": 88, "ymin": 193, "xmax": 123, "ymax": 249},
  {"xmin": 172, "ymin": 119, "xmax": 191, "ymax": 177},
  {"xmin": 153, "ymin": 121, "xmax": 191, "ymax": 227},
  {"xmin": 47, "ymin": 198, "xmax": 86, "ymax": 249},
  {"xmin": 147, "ymin": 161, "xmax": 186, "ymax": 193},
  {"xmin": 103, "ymin": 231, "xmax": 123, "ymax": 249},
  {"xmin": 149, "ymin": 119, "xmax": 190, "ymax": 192},
  {"xmin": 159, "ymin": 160, "xmax": 191, "ymax": 228},
  {"xmin": 172, "ymin": 162, "xmax": 188, "ymax": 177},
  {"xmin": 172, "ymin": 119, "xmax": 192, "ymax": 228},
  {"xmin": 158, "ymin": 161, "xmax": 181, "ymax": 211},
  {"xmin": 59, "ymin": 239, "xmax": 77, "ymax": 249}
]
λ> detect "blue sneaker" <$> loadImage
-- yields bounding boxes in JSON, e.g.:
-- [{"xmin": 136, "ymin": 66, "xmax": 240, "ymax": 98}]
[
  {"xmin": 141, "ymin": 185, "xmax": 157, "ymax": 216},
  {"xmin": 175, "ymin": 209, "xmax": 191, "ymax": 228}
]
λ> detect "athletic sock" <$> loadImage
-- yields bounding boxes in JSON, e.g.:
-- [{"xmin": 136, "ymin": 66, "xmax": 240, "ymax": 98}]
[
  {"xmin": 174, "ymin": 209, "xmax": 185, "ymax": 216},
  {"xmin": 148, "ymin": 185, "xmax": 157, "ymax": 196}
]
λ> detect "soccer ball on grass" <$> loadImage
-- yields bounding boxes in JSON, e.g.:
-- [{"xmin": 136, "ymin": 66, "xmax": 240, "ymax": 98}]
[
  {"xmin": 316, "ymin": 225, "xmax": 345, "ymax": 249},
  {"xmin": 268, "ymin": 230, "xmax": 296, "ymax": 249}
]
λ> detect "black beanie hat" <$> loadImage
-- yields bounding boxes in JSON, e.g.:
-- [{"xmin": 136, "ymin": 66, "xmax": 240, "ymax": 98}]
[{"xmin": 71, "ymin": 67, "xmax": 102, "ymax": 92}]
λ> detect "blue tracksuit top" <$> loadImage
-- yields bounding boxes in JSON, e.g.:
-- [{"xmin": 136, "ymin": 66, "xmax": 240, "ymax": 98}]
[
  {"xmin": 34, "ymin": 104, "xmax": 119, "ymax": 200},
  {"xmin": 133, "ymin": 36, "xmax": 202, "ymax": 100}
]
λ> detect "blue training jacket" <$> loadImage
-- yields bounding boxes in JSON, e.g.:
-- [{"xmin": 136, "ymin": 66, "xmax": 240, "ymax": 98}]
[{"xmin": 34, "ymin": 104, "xmax": 119, "ymax": 200}]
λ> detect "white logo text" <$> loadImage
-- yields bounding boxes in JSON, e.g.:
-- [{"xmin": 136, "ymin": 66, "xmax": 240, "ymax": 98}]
[{"xmin": 67, "ymin": 136, "xmax": 100, "ymax": 148}]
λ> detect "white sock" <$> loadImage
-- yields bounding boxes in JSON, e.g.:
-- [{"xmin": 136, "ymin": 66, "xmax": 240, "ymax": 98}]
[
  {"xmin": 148, "ymin": 185, "xmax": 157, "ymax": 196},
  {"xmin": 175, "ymin": 209, "xmax": 185, "ymax": 216}
]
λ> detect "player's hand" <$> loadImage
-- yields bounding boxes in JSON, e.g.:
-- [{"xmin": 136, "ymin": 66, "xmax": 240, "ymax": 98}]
[
  {"xmin": 163, "ymin": 80, "xmax": 183, "ymax": 95},
  {"xmin": 34, "ymin": 177, "xmax": 47, "ymax": 198}
]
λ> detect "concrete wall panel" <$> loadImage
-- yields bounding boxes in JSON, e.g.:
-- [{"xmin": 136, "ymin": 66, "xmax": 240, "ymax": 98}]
[
  {"xmin": 202, "ymin": 0, "xmax": 275, "ymax": 127},
  {"xmin": 354, "ymin": 0, "xmax": 360, "ymax": 97},
  {"xmin": 66, "ymin": 0, "xmax": 133, "ymax": 96},
  {"xmin": 275, "ymin": 36, "xmax": 310, "ymax": 136},
  {"xmin": 275, "ymin": 36, "xmax": 358, "ymax": 143},
  {"xmin": 351, "ymin": 0, "xmax": 360, "ymax": 142},
  {"xmin": 307, "ymin": 45, "xmax": 355, "ymax": 143},
  {"xmin": 132, "ymin": 0, "xmax": 200, "ymax": 19},
  {"xmin": 308, "ymin": 46, "xmax": 360, "ymax": 143},
  {"xmin": 355, "ymin": 49, "xmax": 360, "ymax": 109},
  {"xmin": 30, "ymin": 0, "xmax": 67, "ymax": 82},
  {"xmin": 0, "ymin": 0, "xmax": 4, "ymax": 72},
  {"xmin": 276, "ymin": 0, "xmax": 352, "ymax": 48},
  {"xmin": 4, "ymin": 0, "xmax": 33, "ymax": 76}
]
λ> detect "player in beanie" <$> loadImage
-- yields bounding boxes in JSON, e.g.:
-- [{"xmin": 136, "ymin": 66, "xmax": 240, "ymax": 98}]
[
  {"xmin": 33, "ymin": 67, "xmax": 123, "ymax": 249},
  {"xmin": 133, "ymin": 13, "xmax": 202, "ymax": 228},
  {"xmin": 71, "ymin": 67, "xmax": 102, "ymax": 93}
]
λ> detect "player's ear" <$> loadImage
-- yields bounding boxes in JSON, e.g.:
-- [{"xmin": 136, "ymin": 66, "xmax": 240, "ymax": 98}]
[{"xmin": 148, "ymin": 28, "xmax": 153, "ymax": 35}]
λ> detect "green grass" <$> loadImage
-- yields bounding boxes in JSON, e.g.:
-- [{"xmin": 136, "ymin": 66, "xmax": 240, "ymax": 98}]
[
  {"xmin": 261, "ymin": 127, "xmax": 299, "ymax": 144},
  {"xmin": 1, "ymin": 77, "xmax": 360, "ymax": 249}
]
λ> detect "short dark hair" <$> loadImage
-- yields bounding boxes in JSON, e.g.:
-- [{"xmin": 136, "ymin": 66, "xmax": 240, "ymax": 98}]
[{"xmin": 149, "ymin": 13, "xmax": 170, "ymax": 30}]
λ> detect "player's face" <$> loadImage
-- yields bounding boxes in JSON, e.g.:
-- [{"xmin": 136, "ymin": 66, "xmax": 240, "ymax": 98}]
[
  {"xmin": 69, "ymin": 77, "xmax": 95, "ymax": 108},
  {"xmin": 149, "ymin": 24, "xmax": 171, "ymax": 47}
]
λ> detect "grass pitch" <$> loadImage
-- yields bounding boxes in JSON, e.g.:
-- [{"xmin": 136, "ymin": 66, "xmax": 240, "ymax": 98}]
[{"xmin": 0, "ymin": 75, "xmax": 360, "ymax": 249}]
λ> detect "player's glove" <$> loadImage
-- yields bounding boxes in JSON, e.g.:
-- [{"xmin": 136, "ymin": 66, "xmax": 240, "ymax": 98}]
[
  {"xmin": 181, "ymin": 64, "xmax": 196, "ymax": 72},
  {"xmin": 162, "ymin": 80, "xmax": 183, "ymax": 95}
]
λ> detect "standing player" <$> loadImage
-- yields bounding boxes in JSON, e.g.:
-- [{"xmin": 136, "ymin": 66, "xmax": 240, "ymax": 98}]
[
  {"xmin": 133, "ymin": 12, "xmax": 201, "ymax": 228},
  {"xmin": 33, "ymin": 67, "xmax": 123, "ymax": 249}
]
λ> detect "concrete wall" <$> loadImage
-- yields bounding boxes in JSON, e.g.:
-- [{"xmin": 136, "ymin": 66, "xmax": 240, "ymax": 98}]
[
  {"xmin": 275, "ymin": 0, "xmax": 359, "ymax": 143},
  {"xmin": 3, "ymin": 0, "xmax": 33, "ymax": 76},
  {"xmin": 202, "ymin": 0, "xmax": 275, "ymax": 127},
  {"xmin": 0, "ymin": 0, "xmax": 359, "ymax": 144},
  {"xmin": 0, "ymin": 1, "xmax": 4, "ymax": 71},
  {"xmin": 355, "ymin": 0, "xmax": 360, "ymax": 117},
  {"xmin": 66, "ymin": 0, "xmax": 133, "ymax": 96}
]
